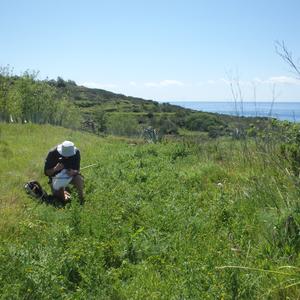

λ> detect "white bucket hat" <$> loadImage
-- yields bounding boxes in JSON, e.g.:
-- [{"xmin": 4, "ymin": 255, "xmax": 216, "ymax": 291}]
[{"xmin": 57, "ymin": 141, "xmax": 76, "ymax": 157}]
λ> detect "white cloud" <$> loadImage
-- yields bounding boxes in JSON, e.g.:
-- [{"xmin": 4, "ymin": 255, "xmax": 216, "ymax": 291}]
[
  {"xmin": 81, "ymin": 82, "xmax": 117, "ymax": 89},
  {"xmin": 145, "ymin": 82, "xmax": 158, "ymax": 87},
  {"xmin": 220, "ymin": 78, "xmax": 231, "ymax": 85},
  {"xmin": 253, "ymin": 77, "xmax": 263, "ymax": 84},
  {"xmin": 206, "ymin": 80, "xmax": 216, "ymax": 84},
  {"xmin": 145, "ymin": 80, "xmax": 184, "ymax": 87},
  {"xmin": 160, "ymin": 80, "xmax": 184, "ymax": 86},
  {"xmin": 129, "ymin": 81, "xmax": 137, "ymax": 86},
  {"xmin": 220, "ymin": 76, "xmax": 300, "ymax": 86},
  {"xmin": 267, "ymin": 76, "xmax": 300, "ymax": 85}
]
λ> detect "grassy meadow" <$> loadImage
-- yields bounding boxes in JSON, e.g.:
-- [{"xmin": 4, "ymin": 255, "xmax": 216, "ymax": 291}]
[{"xmin": 1, "ymin": 123, "xmax": 300, "ymax": 299}]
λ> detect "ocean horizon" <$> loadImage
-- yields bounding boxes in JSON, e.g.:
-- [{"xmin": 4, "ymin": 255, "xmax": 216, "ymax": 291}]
[{"xmin": 169, "ymin": 101, "xmax": 300, "ymax": 122}]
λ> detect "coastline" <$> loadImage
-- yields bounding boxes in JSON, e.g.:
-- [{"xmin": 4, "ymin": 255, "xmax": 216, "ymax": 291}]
[{"xmin": 169, "ymin": 101, "xmax": 300, "ymax": 122}]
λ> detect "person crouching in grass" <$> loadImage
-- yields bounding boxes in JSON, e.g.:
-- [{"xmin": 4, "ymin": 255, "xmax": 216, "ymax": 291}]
[{"xmin": 44, "ymin": 140, "xmax": 84, "ymax": 205}]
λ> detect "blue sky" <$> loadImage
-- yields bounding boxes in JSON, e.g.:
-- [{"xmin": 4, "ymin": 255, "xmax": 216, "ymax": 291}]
[{"xmin": 1, "ymin": 0, "xmax": 300, "ymax": 101}]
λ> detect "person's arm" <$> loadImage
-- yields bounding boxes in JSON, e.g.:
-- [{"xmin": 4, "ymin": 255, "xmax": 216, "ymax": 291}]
[
  {"xmin": 74, "ymin": 150, "xmax": 80, "ymax": 171},
  {"xmin": 44, "ymin": 150, "xmax": 64, "ymax": 177},
  {"xmin": 45, "ymin": 163, "xmax": 64, "ymax": 177},
  {"xmin": 66, "ymin": 151, "xmax": 80, "ymax": 176}
]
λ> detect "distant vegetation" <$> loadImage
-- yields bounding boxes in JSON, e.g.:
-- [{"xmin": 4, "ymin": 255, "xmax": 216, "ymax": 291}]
[
  {"xmin": 0, "ymin": 66, "xmax": 271, "ymax": 140},
  {"xmin": 0, "ymin": 67, "xmax": 82, "ymax": 129}
]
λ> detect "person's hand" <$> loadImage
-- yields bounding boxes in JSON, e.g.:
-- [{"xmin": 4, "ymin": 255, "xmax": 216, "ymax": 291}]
[
  {"xmin": 67, "ymin": 169, "xmax": 78, "ymax": 176},
  {"xmin": 54, "ymin": 162, "xmax": 64, "ymax": 172}
]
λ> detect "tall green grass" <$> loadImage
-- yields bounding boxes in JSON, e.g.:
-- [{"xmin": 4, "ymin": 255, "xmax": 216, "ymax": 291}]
[{"xmin": 1, "ymin": 123, "xmax": 300, "ymax": 299}]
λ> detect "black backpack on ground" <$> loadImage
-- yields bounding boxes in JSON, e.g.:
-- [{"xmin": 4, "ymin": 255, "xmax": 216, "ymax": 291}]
[
  {"xmin": 24, "ymin": 181, "xmax": 49, "ymax": 202},
  {"xmin": 24, "ymin": 180, "xmax": 68, "ymax": 207}
]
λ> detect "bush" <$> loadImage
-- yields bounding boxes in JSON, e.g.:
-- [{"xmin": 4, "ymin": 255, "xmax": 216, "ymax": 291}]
[
  {"xmin": 185, "ymin": 113, "xmax": 225, "ymax": 132},
  {"xmin": 0, "ymin": 70, "xmax": 82, "ymax": 129},
  {"xmin": 106, "ymin": 114, "xmax": 140, "ymax": 137},
  {"xmin": 155, "ymin": 116, "xmax": 178, "ymax": 135}
]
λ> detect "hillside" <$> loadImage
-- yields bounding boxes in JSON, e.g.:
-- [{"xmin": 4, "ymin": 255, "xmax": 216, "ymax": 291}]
[
  {"xmin": 0, "ymin": 72, "xmax": 270, "ymax": 138},
  {"xmin": 52, "ymin": 78, "xmax": 271, "ymax": 137},
  {"xmin": 53, "ymin": 79, "xmax": 183, "ymax": 114},
  {"xmin": 1, "ymin": 123, "xmax": 300, "ymax": 298}
]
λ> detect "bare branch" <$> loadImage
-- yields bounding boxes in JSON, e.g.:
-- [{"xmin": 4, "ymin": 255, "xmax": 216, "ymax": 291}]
[
  {"xmin": 275, "ymin": 40, "xmax": 300, "ymax": 78},
  {"xmin": 226, "ymin": 70, "xmax": 240, "ymax": 116},
  {"xmin": 251, "ymin": 81, "xmax": 257, "ymax": 117}
]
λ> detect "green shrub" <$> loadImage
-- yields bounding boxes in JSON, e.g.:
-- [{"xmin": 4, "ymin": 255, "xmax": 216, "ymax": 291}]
[
  {"xmin": 106, "ymin": 113, "xmax": 140, "ymax": 137},
  {"xmin": 185, "ymin": 112, "xmax": 226, "ymax": 132}
]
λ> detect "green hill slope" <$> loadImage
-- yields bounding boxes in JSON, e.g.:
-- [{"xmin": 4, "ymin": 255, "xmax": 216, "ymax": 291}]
[
  {"xmin": 1, "ymin": 123, "xmax": 300, "ymax": 299},
  {"xmin": 49, "ymin": 78, "xmax": 271, "ymax": 138},
  {"xmin": 0, "ymin": 71, "xmax": 269, "ymax": 138}
]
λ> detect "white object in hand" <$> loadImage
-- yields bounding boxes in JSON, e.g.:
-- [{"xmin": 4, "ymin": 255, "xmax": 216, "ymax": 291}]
[{"xmin": 52, "ymin": 169, "xmax": 73, "ymax": 191}]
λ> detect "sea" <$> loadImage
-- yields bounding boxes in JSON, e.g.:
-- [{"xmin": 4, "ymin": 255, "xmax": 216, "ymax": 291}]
[{"xmin": 169, "ymin": 101, "xmax": 300, "ymax": 123}]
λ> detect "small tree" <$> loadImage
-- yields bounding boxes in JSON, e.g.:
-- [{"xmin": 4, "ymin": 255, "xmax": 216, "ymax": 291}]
[
  {"xmin": 94, "ymin": 108, "xmax": 107, "ymax": 134},
  {"xmin": 0, "ymin": 66, "xmax": 14, "ymax": 122},
  {"xmin": 106, "ymin": 114, "xmax": 140, "ymax": 137},
  {"xmin": 56, "ymin": 76, "xmax": 66, "ymax": 88}
]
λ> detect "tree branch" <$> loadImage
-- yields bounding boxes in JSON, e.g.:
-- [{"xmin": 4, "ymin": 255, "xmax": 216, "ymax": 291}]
[{"xmin": 275, "ymin": 40, "xmax": 300, "ymax": 78}]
